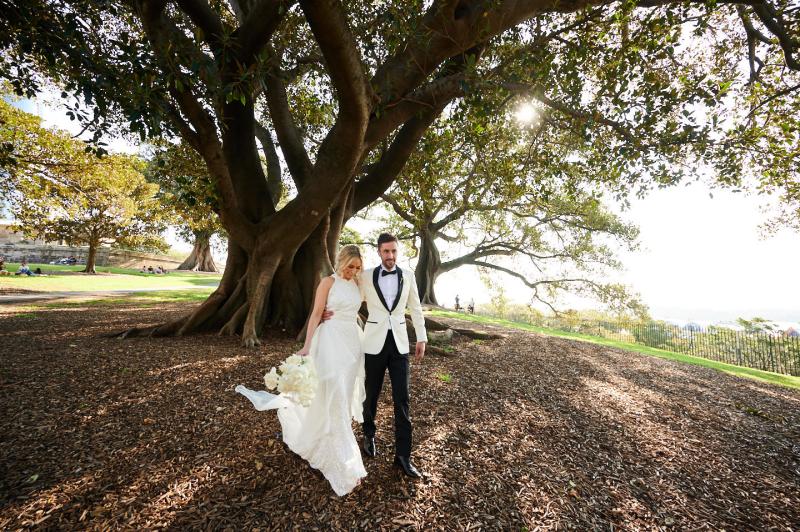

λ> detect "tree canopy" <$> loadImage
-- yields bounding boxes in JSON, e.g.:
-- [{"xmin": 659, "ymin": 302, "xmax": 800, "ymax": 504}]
[
  {"xmin": 1, "ymin": 0, "xmax": 796, "ymax": 344},
  {"xmin": 381, "ymin": 103, "xmax": 644, "ymax": 313},
  {"xmin": 147, "ymin": 140, "xmax": 225, "ymax": 271},
  {"xmin": 0, "ymin": 98, "xmax": 167, "ymax": 273}
]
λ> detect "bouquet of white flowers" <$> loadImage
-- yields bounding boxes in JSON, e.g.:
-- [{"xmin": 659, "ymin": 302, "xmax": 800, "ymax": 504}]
[{"xmin": 263, "ymin": 354, "xmax": 317, "ymax": 407}]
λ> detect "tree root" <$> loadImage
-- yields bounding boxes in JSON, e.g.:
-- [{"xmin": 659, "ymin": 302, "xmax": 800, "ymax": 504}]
[
  {"xmin": 427, "ymin": 345, "xmax": 456, "ymax": 357},
  {"xmin": 220, "ymin": 302, "xmax": 249, "ymax": 337},
  {"xmin": 112, "ymin": 316, "xmax": 189, "ymax": 339},
  {"xmin": 451, "ymin": 328, "xmax": 505, "ymax": 340},
  {"xmin": 422, "ymin": 316, "xmax": 451, "ymax": 331}
]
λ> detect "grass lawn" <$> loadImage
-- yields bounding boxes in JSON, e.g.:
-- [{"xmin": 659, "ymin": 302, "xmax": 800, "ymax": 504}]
[
  {"xmin": 0, "ymin": 262, "xmax": 221, "ymax": 292},
  {"xmin": 429, "ymin": 309, "xmax": 800, "ymax": 390},
  {"xmin": 11, "ymin": 289, "xmax": 216, "ymax": 312}
]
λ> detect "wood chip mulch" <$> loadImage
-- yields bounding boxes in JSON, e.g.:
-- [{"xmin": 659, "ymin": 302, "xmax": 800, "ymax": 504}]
[{"xmin": 1, "ymin": 304, "xmax": 798, "ymax": 530}]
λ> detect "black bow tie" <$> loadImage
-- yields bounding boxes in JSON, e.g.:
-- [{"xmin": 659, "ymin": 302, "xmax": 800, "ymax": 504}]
[{"xmin": 381, "ymin": 269, "xmax": 397, "ymax": 276}]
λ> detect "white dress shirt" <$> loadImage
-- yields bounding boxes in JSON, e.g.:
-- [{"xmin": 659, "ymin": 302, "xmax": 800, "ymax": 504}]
[{"xmin": 377, "ymin": 266, "xmax": 399, "ymax": 311}]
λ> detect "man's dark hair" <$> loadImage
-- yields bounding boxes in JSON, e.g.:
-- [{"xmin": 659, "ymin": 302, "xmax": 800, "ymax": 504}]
[{"xmin": 377, "ymin": 232, "xmax": 398, "ymax": 248}]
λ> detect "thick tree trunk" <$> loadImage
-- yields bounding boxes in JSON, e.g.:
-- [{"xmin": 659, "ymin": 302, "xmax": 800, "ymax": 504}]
[
  {"xmin": 83, "ymin": 240, "xmax": 98, "ymax": 274},
  {"xmin": 118, "ymin": 210, "xmax": 344, "ymax": 346},
  {"xmin": 178, "ymin": 230, "xmax": 217, "ymax": 272},
  {"xmin": 415, "ymin": 228, "xmax": 441, "ymax": 306},
  {"xmin": 121, "ymin": 0, "xmax": 372, "ymax": 346}
]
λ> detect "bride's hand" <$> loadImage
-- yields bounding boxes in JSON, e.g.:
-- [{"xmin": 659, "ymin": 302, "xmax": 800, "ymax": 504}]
[{"xmin": 296, "ymin": 346, "xmax": 310, "ymax": 357}]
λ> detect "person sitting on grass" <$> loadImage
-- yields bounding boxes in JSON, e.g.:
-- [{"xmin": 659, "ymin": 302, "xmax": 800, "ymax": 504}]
[
  {"xmin": 0, "ymin": 256, "xmax": 10, "ymax": 276},
  {"xmin": 15, "ymin": 260, "xmax": 35, "ymax": 276},
  {"xmin": 147, "ymin": 266, "xmax": 155, "ymax": 274}
]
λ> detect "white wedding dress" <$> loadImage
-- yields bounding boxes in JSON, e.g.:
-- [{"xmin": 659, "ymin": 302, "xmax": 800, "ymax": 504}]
[{"xmin": 235, "ymin": 274, "xmax": 367, "ymax": 496}]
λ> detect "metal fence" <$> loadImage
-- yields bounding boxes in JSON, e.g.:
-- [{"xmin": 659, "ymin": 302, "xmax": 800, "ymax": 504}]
[{"xmin": 474, "ymin": 310, "xmax": 800, "ymax": 376}]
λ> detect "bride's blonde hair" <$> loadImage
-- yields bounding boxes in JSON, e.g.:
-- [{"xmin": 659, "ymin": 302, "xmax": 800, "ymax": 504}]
[{"xmin": 335, "ymin": 244, "xmax": 363, "ymax": 280}]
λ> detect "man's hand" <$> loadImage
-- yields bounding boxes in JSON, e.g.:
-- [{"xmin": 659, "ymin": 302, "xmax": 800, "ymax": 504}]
[
  {"xmin": 321, "ymin": 308, "xmax": 334, "ymax": 322},
  {"xmin": 414, "ymin": 341, "xmax": 426, "ymax": 363}
]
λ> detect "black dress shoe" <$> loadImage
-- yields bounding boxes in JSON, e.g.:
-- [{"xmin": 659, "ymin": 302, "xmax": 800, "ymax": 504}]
[
  {"xmin": 394, "ymin": 456, "xmax": 422, "ymax": 479},
  {"xmin": 362, "ymin": 436, "xmax": 376, "ymax": 457}
]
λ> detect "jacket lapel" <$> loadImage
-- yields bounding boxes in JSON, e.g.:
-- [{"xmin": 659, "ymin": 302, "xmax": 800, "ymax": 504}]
[
  {"xmin": 390, "ymin": 267, "xmax": 404, "ymax": 312},
  {"xmin": 373, "ymin": 266, "xmax": 390, "ymax": 311}
]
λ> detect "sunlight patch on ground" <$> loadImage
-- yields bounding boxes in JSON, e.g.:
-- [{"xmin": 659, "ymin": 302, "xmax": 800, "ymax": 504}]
[{"xmin": 147, "ymin": 356, "xmax": 250, "ymax": 378}]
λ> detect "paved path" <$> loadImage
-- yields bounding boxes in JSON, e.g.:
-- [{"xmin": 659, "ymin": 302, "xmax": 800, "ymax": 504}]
[{"xmin": 0, "ymin": 285, "xmax": 217, "ymax": 304}]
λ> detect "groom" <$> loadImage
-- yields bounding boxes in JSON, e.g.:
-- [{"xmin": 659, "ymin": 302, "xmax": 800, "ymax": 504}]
[{"xmin": 360, "ymin": 233, "xmax": 428, "ymax": 478}]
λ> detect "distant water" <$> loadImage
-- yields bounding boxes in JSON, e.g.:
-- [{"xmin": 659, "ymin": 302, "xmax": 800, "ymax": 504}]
[{"xmin": 653, "ymin": 306, "xmax": 800, "ymax": 330}]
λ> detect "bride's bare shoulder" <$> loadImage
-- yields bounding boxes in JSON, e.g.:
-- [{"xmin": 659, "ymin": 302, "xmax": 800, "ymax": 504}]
[{"xmin": 317, "ymin": 275, "xmax": 336, "ymax": 290}]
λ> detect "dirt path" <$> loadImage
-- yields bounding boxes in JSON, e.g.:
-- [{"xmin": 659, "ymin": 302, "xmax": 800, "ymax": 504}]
[
  {"xmin": 0, "ymin": 286, "xmax": 215, "ymax": 304},
  {"xmin": 1, "ymin": 303, "xmax": 798, "ymax": 530}
]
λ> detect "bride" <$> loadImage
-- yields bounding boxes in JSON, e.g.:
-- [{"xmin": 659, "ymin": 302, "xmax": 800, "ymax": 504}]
[{"xmin": 235, "ymin": 245, "xmax": 367, "ymax": 496}]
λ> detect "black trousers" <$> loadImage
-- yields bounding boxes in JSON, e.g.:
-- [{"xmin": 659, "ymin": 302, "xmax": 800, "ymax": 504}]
[{"xmin": 362, "ymin": 331, "xmax": 412, "ymax": 458}]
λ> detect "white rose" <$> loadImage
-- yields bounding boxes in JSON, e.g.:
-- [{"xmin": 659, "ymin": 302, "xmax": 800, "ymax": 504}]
[
  {"xmin": 263, "ymin": 367, "xmax": 279, "ymax": 389},
  {"xmin": 284, "ymin": 354, "xmax": 303, "ymax": 367}
]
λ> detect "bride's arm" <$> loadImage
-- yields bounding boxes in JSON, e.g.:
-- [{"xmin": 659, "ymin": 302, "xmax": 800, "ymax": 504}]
[
  {"xmin": 297, "ymin": 276, "xmax": 335, "ymax": 356},
  {"xmin": 357, "ymin": 277, "xmax": 366, "ymax": 302}
]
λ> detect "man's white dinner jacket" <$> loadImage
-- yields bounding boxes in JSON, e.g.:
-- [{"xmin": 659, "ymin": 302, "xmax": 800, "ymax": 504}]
[{"xmin": 360, "ymin": 265, "xmax": 427, "ymax": 355}]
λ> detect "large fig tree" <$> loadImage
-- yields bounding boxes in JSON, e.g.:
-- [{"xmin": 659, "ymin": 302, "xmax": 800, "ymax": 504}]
[
  {"xmin": 381, "ymin": 104, "xmax": 641, "ymax": 309},
  {"xmin": 1, "ymin": 0, "xmax": 797, "ymax": 345}
]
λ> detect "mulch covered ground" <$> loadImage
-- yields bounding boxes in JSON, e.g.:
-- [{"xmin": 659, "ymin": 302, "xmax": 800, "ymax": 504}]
[{"xmin": 1, "ymin": 302, "xmax": 798, "ymax": 530}]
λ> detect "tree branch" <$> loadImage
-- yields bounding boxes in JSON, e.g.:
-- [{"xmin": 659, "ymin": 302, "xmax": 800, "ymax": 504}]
[
  {"xmin": 365, "ymin": 72, "xmax": 466, "ymax": 147},
  {"xmin": 502, "ymin": 82, "xmax": 638, "ymax": 144},
  {"xmin": 350, "ymin": 105, "xmax": 445, "ymax": 215},
  {"xmin": 471, "ymin": 260, "xmax": 593, "ymax": 291},
  {"xmin": 430, "ymin": 157, "xmax": 484, "ymax": 230},
  {"xmin": 750, "ymin": 2, "xmax": 800, "ymax": 71},
  {"xmin": 253, "ymin": 121, "xmax": 282, "ymax": 207},
  {"xmin": 746, "ymin": 82, "xmax": 800, "ymax": 117},
  {"xmin": 380, "ymin": 194, "xmax": 417, "ymax": 226},
  {"xmin": 136, "ymin": 0, "xmax": 255, "ymax": 247},
  {"xmin": 235, "ymin": 0, "xmax": 293, "ymax": 64},
  {"xmin": 163, "ymin": 101, "xmax": 202, "ymax": 151},
  {"xmin": 737, "ymin": 5, "xmax": 769, "ymax": 83},
  {"xmin": 176, "ymin": 0, "xmax": 227, "ymax": 50},
  {"xmin": 263, "ymin": 62, "xmax": 313, "ymax": 188},
  {"xmin": 299, "ymin": 0, "xmax": 370, "ymax": 126}
]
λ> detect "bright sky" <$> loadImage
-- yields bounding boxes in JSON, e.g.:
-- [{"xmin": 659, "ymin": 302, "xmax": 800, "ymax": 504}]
[
  {"xmin": 612, "ymin": 186, "xmax": 800, "ymax": 323},
  {"xmin": 11, "ymin": 94, "xmax": 800, "ymax": 324}
]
